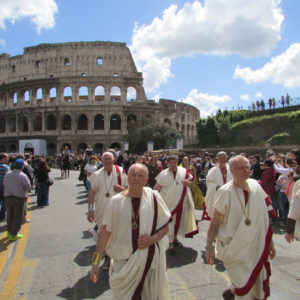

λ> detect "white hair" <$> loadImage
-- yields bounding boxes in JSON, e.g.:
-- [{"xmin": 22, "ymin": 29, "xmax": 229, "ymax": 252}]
[
  {"xmin": 228, "ymin": 155, "xmax": 250, "ymax": 170},
  {"xmin": 102, "ymin": 151, "xmax": 114, "ymax": 160},
  {"xmin": 128, "ymin": 163, "xmax": 149, "ymax": 177},
  {"xmin": 217, "ymin": 151, "xmax": 227, "ymax": 158}
]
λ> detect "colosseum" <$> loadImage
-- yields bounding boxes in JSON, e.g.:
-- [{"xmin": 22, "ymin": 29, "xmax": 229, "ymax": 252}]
[{"xmin": 0, "ymin": 41, "xmax": 199, "ymax": 155}]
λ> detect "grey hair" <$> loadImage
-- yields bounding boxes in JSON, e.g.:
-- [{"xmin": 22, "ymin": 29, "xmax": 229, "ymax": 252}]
[
  {"xmin": 102, "ymin": 151, "xmax": 114, "ymax": 160},
  {"xmin": 128, "ymin": 163, "xmax": 149, "ymax": 177},
  {"xmin": 217, "ymin": 151, "xmax": 227, "ymax": 158},
  {"xmin": 228, "ymin": 155, "xmax": 250, "ymax": 170}
]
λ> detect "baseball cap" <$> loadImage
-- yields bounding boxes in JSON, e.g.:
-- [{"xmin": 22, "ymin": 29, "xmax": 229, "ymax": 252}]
[{"xmin": 14, "ymin": 158, "xmax": 25, "ymax": 168}]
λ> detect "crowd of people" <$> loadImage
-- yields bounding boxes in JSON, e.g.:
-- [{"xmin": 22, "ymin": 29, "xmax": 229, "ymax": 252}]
[{"xmin": 1, "ymin": 145, "xmax": 300, "ymax": 299}]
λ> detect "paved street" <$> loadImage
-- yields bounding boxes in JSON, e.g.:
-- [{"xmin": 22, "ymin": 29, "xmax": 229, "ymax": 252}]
[{"xmin": 0, "ymin": 168, "xmax": 300, "ymax": 300}]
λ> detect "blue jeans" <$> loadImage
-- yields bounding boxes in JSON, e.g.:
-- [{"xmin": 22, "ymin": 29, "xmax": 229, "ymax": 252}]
[
  {"xmin": 279, "ymin": 192, "xmax": 289, "ymax": 221},
  {"xmin": 37, "ymin": 181, "xmax": 49, "ymax": 206},
  {"xmin": 270, "ymin": 193, "xmax": 282, "ymax": 219},
  {"xmin": 0, "ymin": 185, "xmax": 5, "ymax": 220}
]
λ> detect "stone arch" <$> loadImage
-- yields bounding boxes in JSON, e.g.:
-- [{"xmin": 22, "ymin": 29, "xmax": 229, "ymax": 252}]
[
  {"xmin": 64, "ymin": 86, "xmax": 72, "ymax": 102},
  {"xmin": 0, "ymin": 144, "xmax": 5, "ymax": 152},
  {"xmin": 19, "ymin": 115, "xmax": 28, "ymax": 132},
  {"xmin": 79, "ymin": 86, "xmax": 88, "ymax": 101},
  {"xmin": 95, "ymin": 86, "xmax": 105, "ymax": 101},
  {"xmin": 142, "ymin": 114, "xmax": 153, "ymax": 125},
  {"xmin": 24, "ymin": 90, "xmax": 30, "ymax": 103},
  {"xmin": 127, "ymin": 87, "xmax": 136, "ymax": 102},
  {"xmin": 181, "ymin": 114, "xmax": 185, "ymax": 122},
  {"xmin": 8, "ymin": 117, "xmax": 16, "ymax": 132},
  {"xmin": 0, "ymin": 118, "xmax": 5, "ymax": 133},
  {"xmin": 94, "ymin": 114, "xmax": 104, "ymax": 130},
  {"xmin": 62, "ymin": 114, "xmax": 72, "ymax": 130},
  {"xmin": 32, "ymin": 114, "xmax": 42, "ymax": 131},
  {"xmin": 47, "ymin": 143, "xmax": 57, "ymax": 155},
  {"xmin": 46, "ymin": 114, "xmax": 57, "ymax": 130},
  {"xmin": 187, "ymin": 124, "xmax": 190, "ymax": 141},
  {"xmin": 94, "ymin": 143, "xmax": 104, "ymax": 154},
  {"xmin": 36, "ymin": 88, "xmax": 43, "ymax": 100},
  {"xmin": 8, "ymin": 144, "xmax": 17, "ymax": 153},
  {"xmin": 127, "ymin": 114, "xmax": 137, "ymax": 129},
  {"xmin": 176, "ymin": 122, "xmax": 180, "ymax": 131},
  {"xmin": 50, "ymin": 88, "xmax": 56, "ymax": 101},
  {"xmin": 110, "ymin": 142, "xmax": 121, "ymax": 149},
  {"xmin": 110, "ymin": 114, "xmax": 121, "ymax": 130},
  {"xmin": 78, "ymin": 114, "xmax": 88, "ymax": 130},
  {"xmin": 77, "ymin": 143, "xmax": 87, "ymax": 154},
  {"xmin": 164, "ymin": 118, "xmax": 171, "ymax": 126},
  {"xmin": 110, "ymin": 86, "xmax": 121, "ymax": 102},
  {"xmin": 13, "ymin": 92, "xmax": 18, "ymax": 104}
]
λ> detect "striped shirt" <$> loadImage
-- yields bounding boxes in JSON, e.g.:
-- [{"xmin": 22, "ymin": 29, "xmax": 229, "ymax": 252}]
[{"xmin": 0, "ymin": 163, "xmax": 10, "ymax": 185}]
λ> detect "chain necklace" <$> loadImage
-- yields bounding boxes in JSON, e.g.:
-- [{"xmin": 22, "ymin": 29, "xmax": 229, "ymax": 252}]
[
  {"xmin": 234, "ymin": 185, "xmax": 251, "ymax": 226},
  {"xmin": 130, "ymin": 199, "xmax": 139, "ymax": 230},
  {"xmin": 104, "ymin": 169, "xmax": 114, "ymax": 198}
]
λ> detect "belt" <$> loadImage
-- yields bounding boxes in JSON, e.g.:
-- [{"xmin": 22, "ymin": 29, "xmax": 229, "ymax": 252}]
[{"xmin": 5, "ymin": 195, "xmax": 26, "ymax": 200}]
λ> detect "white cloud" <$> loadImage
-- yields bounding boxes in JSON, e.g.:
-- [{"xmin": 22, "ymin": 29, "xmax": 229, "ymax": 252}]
[
  {"xmin": 182, "ymin": 89, "xmax": 231, "ymax": 118},
  {"xmin": 255, "ymin": 92, "xmax": 263, "ymax": 99},
  {"xmin": 0, "ymin": 38, "xmax": 6, "ymax": 47},
  {"xmin": 240, "ymin": 94, "xmax": 249, "ymax": 101},
  {"xmin": 130, "ymin": 0, "xmax": 284, "ymax": 92},
  {"xmin": 0, "ymin": 0, "xmax": 58, "ymax": 34},
  {"xmin": 234, "ymin": 43, "xmax": 300, "ymax": 87}
]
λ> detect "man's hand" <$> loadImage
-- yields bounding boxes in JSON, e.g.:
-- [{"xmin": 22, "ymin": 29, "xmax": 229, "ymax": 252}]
[
  {"xmin": 182, "ymin": 179, "xmax": 190, "ymax": 187},
  {"xmin": 114, "ymin": 184, "xmax": 125, "ymax": 193},
  {"xmin": 138, "ymin": 234, "xmax": 154, "ymax": 249},
  {"xmin": 87, "ymin": 211, "xmax": 94, "ymax": 223},
  {"xmin": 285, "ymin": 233, "xmax": 294, "ymax": 244},
  {"xmin": 269, "ymin": 241, "xmax": 276, "ymax": 260},
  {"xmin": 205, "ymin": 246, "xmax": 215, "ymax": 266},
  {"xmin": 90, "ymin": 264, "xmax": 100, "ymax": 283}
]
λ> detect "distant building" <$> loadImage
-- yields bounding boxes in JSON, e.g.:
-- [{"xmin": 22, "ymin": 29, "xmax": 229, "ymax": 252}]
[{"xmin": 0, "ymin": 42, "xmax": 199, "ymax": 154}]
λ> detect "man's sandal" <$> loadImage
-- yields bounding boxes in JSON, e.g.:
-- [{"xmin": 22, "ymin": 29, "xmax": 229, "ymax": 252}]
[
  {"xmin": 173, "ymin": 239, "xmax": 183, "ymax": 247},
  {"xmin": 168, "ymin": 243, "xmax": 174, "ymax": 250},
  {"xmin": 222, "ymin": 289, "xmax": 235, "ymax": 300}
]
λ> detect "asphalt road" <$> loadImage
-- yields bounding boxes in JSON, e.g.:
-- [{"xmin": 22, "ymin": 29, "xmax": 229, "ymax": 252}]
[{"xmin": 0, "ymin": 168, "xmax": 299, "ymax": 300}]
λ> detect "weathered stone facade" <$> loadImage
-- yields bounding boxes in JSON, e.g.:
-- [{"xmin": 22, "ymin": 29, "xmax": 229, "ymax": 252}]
[{"xmin": 0, "ymin": 42, "xmax": 199, "ymax": 154}]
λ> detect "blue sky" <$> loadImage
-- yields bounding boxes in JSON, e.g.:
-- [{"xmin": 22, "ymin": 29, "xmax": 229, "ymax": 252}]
[{"xmin": 0, "ymin": 0, "xmax": 299, "ymax": 117}]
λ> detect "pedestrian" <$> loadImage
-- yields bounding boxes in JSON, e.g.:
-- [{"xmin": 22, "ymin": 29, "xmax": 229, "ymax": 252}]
[
  {"xmin": 87, "ymin": 151, "xmax": 127, "ymax": 269},
  {"xmin": 84, "ymin": 155, "xmax": 99, "ymax": 194},
  {"xmin": 3, "ymin": 158, "xmax": 31, "ymax": 240},
  {"xmin": 205, "ymin": 155, "xmax": 276, "ymax": 300},
  {"xmin": 90, "ymin": 163, "xmax": 171, "ymax": 299},
  {"xmin": 180, "ymin": 156, "xmax": 204, "ymax": 209},
  {"xmin": 202, "ymin": 151, "xmax": 232, "ymax": 220},
  {"xmin": 36, "ymin": 159, "xmax": 51, "ymax": 206},
  {"xmin": 0, "ymin": 152, "xmax": 10, "ymax": 222},
  {"xmin": 154, "ymin": 155, "xmax": 198, "ymax": 249}
]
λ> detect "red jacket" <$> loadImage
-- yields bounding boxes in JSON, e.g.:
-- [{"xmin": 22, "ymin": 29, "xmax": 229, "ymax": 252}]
[{"xmin": 260, "ymin": 167, "xmax": 276, "ymax": 196}]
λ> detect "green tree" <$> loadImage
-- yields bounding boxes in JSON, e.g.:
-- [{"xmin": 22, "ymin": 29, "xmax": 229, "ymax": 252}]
[
  {"xmin": 126, "ymin": 122, "xmax": 180, "ymax": 154},
  {"xmin": 217, "ymin": 116, "xmax": 233, "ymax": 144}
]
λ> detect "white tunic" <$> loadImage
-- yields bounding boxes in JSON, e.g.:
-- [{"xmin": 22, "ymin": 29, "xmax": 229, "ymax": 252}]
[
  {"xmin": 289, "ymin": 179, "xmax": 300, "ymax": 240},
  {"xmin": 90, "ymin": 165, "xmax": 127, "ymax": 227},
  {"xmin": 103, "ymin": 187, "xmax": 171, "ymax": 300},
  {"xmin": 214, "ymin": 179, "xmax": 272, "ymax": 300},
  {"xmin": 205, "ymin": 165, "xmax": 232, "ymax": 218},
  {"xmin": 155, "ymin": 166, "xmax": 198, "ymax": 237}
]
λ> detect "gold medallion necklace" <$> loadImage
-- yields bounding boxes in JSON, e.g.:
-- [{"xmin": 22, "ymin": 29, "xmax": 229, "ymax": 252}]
[
  {"xmin": 104, "ymin": 169, "xmax": 114, "ymax": 198},
  {"xmin": 234, "ymin": 185, "xmax": 251, "ymax": 226}
]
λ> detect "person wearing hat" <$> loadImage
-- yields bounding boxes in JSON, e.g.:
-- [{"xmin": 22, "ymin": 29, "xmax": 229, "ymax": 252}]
[{"xmin": 3, "ymin": 158, "xmax": 31, "ymax": 241}]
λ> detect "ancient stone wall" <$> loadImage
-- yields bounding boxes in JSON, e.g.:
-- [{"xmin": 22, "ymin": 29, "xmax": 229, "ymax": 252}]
[{"xmin": 0, "ymin": 42, "xmax": 199, "ymax": 154}]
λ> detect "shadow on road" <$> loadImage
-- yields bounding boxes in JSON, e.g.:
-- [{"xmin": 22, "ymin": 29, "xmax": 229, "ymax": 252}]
[
  {"xmin": 167, "ymin": 246, "xmax": 198, "ymax": 268},
  {"xmin": 76, "ymin": 199, "xmax": 88, "ymax": 205},
  {"xmin": 76, "ymin": 194, "xmax": 88, "ymax": 200},
  {"xmin": 200, "ymin": 250, "xmax": 226, "ymax": 272},
  {"xmin": 57, "ymin": 271, "xmax": 110, "ymax": 300},
  {"xmin": 57, "ymin": 244, "xmax": 110, "ymax": 299}
]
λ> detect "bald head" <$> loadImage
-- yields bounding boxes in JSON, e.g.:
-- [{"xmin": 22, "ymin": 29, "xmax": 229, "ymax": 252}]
[{"xmin": 128, "ymin": 163, "xmax": 149, "ymax": 178}]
